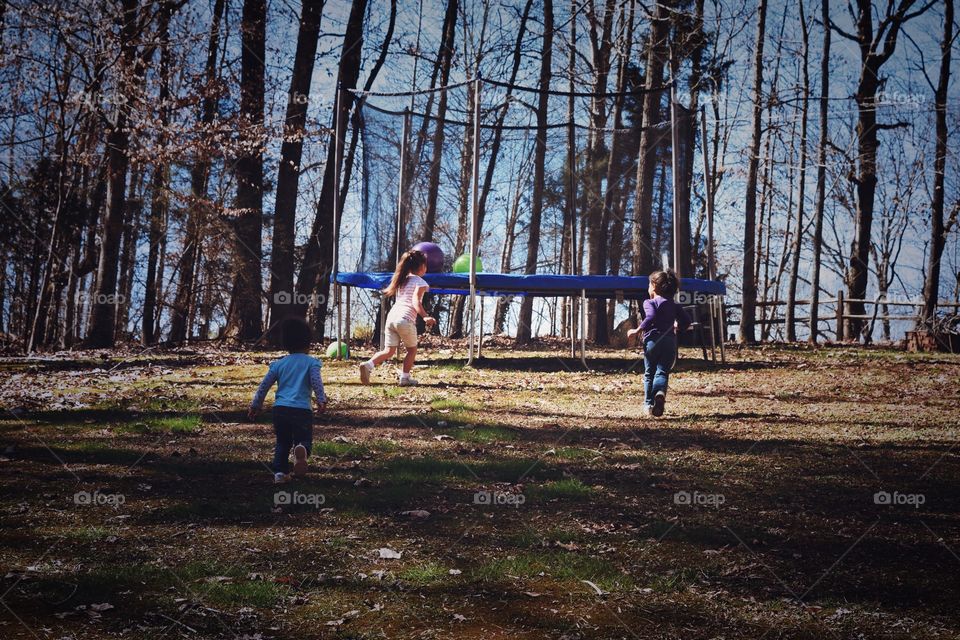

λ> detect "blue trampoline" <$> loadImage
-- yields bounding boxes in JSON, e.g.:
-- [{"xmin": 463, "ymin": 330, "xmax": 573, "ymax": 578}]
[
  {"xmin": 336, "ymin": 272, "xmax": 725, "ymax": 298},
  {"xmin": 333, "ymin": 271, "xmax": 727, "ymax": 366}
]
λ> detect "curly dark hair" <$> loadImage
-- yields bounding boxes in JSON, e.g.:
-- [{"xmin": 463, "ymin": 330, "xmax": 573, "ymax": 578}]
[{"xmin": 281, "ymin": 316, "xmax": 312, "ymax": 352}]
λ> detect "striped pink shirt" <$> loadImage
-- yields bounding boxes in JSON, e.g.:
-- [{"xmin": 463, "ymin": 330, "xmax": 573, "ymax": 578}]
[{"xmin": 387, "ymin": 274, "xmax": 429, "ymax": 323}]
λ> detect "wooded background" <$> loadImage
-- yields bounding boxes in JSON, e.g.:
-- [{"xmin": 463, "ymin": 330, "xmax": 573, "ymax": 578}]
[{"xmin": 0, "ymin": 0, "xmax": 956, "ymax": 351}]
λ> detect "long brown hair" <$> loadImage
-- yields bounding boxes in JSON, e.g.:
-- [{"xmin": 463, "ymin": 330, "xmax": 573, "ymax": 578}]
[{"xmin": 384, "ymin": 250, "xmax": 427, "ymax": 297}]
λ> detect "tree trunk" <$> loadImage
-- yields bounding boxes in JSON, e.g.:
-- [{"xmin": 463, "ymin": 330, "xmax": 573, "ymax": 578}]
[
  {"xmin": 475, "ymin": 0, "xmax": 534, "ymax": 237},
  {"xmin": 809, "ymin": 0, "xmax": 831, "ymax": 344},
  {"xmin": 632, "ymin": 0, "xmax": 673, "ymax": 277},
  {"xmin": 675, "ymin": 0, "xmax": 705, "ymax": 276},
  {"xmin": 921, "ymin": 0, "xmax": 954, "ymax": 322},
  {"xmin": 785, "ymin": 2, "xmax": 811, "ymax": 341},
  {"xmin": 584, "ymin": 0, "xmax": 616, "ymax": 344},
  {"xmin": 142, "ymin": 5, "xmax": 172, "ymax": 345},
  {"xmin": 515, "ymin": 0, "xmax": 553, "ymax": 345},
  {"xmin": 227, "ymin": 0, "xmax": 267, "ymax": 341},
  {"xmin": 601, "ymin": 0, "xmax": 637, "ymax": 336},
  {"xmin": 116, "ymin": 171, "xmax": 143, "ymax": 337},
  {"xmin": 421, "ymin": 0, "xmax": 459, "ymax": 241},
  {"xmin": 559, "ymin": 0, "xmax": 577, "ymax": 340},
  {"xmin": 268, "ymin": 0, "xmax": 325, "ymax": 343},
  {"xmin": 494, "ymin": 152, "xmax": 528, "ymax": 334},
  {"xmin": 169, "ymin": 0, "xmax": 226, "ymax": 344},
  {"xmin": 738, "ymin": 0, "xmax": 768, "ymax": 344},
  {"xmin": 86, "ymin": 0, "xmax": 138, "ymax": 348},
  {"xmin": 842, "ymin": 0, "xmax": 926, "ymax": 341},
  {"xmin": 448, "ymin": 81, "xmax": 477, "ymax": 339},
  {"xmin": 295, "ymin": 0, "xmax": 369, "ymax": 340}
]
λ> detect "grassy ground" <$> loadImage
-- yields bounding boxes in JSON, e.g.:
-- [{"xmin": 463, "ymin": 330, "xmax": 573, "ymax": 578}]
[{"xmin": 0, "ymin": 342, "xmax": 958, "ymax": 639}]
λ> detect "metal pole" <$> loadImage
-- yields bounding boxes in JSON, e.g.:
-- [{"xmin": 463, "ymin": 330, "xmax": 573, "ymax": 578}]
[
  {"xmin": 706, "ymin": 296, "xmax": 717, "ymax": 363},
  {"xmin": 700, "ymin": 105, "xmax": 718, "ymax": 364},
  {"xmin": 570, "ymin": 296, "xmax": 576, "ymax": 358},
  {"xmin": 700, "ymin": 106, "xmax": 716, "ymax": 282},
  {"xmin": 467, "ymin": 77, "xmax": 481, "ymax": 366},
  {"xmin": 716, "ymin": 296, "xmax": 726, "ymax": 364},
  {"xmin": 478, "ymin": 296, "xmax": 484, "ymax": 359},
  {"xmin": 345, "ymin": 285, "xmax": 352, "ymax": 358},
  {"xmin": 669, "ymin": 69, "xmax": 681, "ymax": 280},
  {"xmin": 332, "ymin": 83, "xmax": 344, "ymax": 359},
  {"xmin": 379, "ymin": 294, "xmax": 387, "ymax": 349},
  {"xmin": 580, "ymin": 289, "xmax": 587, "ymax": 368},
  {"xmin": 395, "ymin": 108, "xmax": 411, "ymax": 266}
]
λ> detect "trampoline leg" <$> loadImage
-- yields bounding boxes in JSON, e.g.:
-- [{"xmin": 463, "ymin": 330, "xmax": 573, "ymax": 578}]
[
  {"xmin": 569, "ymin": 296, "xmax": 576, "ymax": 358},
  {"xmin": 379, "ymin": 294, "xmax": 387, "ymax": 352},
  {"xmin": 345, "ymin": 286, "xmax": 351, "ymax": 359},
  {"xmin": 477, "ymin": 296, "xmax": 484, "ymax": 359},
  {"xmin": 694, "ymin": 305, "xmax": 708, "ymax": 362},
  {"xmin": 706, "ymin": 296, "xmax": 717, "ymax": 364},
  {"xmin": 716, "ymin": 297, "xmax": 727, "ymax": 365},
  {"xmin": 466, "ymin": 289, "xmax": 476, "ymax": 367},
  {"xmin": 335, "ymin": 284, "xmax": 343, "ymax": 360},
  {"xmin": 580, "ymin": 289, "xmax": 587, "ymax": 369}
]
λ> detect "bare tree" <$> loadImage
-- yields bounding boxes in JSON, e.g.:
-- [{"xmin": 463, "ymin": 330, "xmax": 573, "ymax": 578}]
[
  {"xmin": 295, "ymin": 0, "xmax": 369, "ymax": 339},
  {"xmin": 632, "ymin": 0, "xmax": 674, "ymax": 278},
  {"xmin": 86, "ymin": 0, "xmax": 140, "ymax": 348},
  {"xmin": 785, "ymin": 0, "xmax": 811, "ymax": 341},
  {"xmin": 515, "ymin": 0, "xmax": 553, "ymax": 344},
  {"xmin": 226, "ymin": 0, "xmax": 267, "ymax": 341},
  {"xmin": 808, "ymin": 0, "xmax": 831, "ymax": 343},
  {"xmin": 919, "ymin": 0, "xmax": 957, "ymax": 322},
  {"xmin": 830, "ymin": 0, "xmax": 932, "ymax": 340},
  {"xmin": 738, "ymin": 0, "xmax": 768, "ymax": 344},
  {"xmin": 169, "ymin": 0, "xmax": 227, "ymax": 344},
  {"xmin": 268, "ymin": 0, "xmax": 325, "ymax": 343}
]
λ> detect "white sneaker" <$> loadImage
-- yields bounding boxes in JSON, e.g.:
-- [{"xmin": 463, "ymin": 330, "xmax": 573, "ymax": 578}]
[
  {"xmin": 359, "ymin": 362, "xmax": 372, "ymax": 385},
  {"xmin": 273, "ymin": 472, "xmax": 291, "ymax": 484},
  {"xmin": 398, "ymin": 376, "xmax": 419, "ymax": 387},
  {"xmin": 292, "ymin": 445, "xmax": 308, "ymax": 476}
]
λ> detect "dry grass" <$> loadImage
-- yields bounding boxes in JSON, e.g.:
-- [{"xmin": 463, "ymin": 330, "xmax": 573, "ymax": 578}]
[{"xmin": 0, "ymin": 343, "xmax": 958, "ymax": 639}]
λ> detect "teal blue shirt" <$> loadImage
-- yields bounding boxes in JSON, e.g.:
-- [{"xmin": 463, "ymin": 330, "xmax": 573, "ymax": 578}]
[{"xmin": 251, "ymin": 353, "xmax": 326, "ymax": 410}]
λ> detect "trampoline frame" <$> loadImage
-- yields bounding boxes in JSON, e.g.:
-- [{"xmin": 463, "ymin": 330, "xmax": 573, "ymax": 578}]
[{"xmin": 329, "ymin": 77, "xmax": 727, "ymax": 368}]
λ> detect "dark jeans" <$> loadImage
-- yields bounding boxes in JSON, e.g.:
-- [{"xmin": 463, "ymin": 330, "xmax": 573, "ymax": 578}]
[
  {"xmin": 272, "ymin": 406, "xmax": 313, "ymax": 473},
  {"xmin": 643, "ymin": 335, "xmax": 677, "ymax": 406}
]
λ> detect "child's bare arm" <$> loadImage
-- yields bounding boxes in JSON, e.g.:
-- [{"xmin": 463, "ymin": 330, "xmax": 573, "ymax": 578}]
[{"xmin": 414, "ymin": 285, "xmax": 436, "ymax": 326}]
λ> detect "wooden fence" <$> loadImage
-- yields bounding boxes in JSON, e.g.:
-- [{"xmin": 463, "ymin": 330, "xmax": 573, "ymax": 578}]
[{"xmin": 723, "ymin": 292, "xmax": 960, "ymax": 341}]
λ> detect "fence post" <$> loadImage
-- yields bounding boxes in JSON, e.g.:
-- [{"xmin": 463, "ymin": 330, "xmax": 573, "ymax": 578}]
[{"xmin": 836, "ymin": 289, "xmax": 845, "ymax": 342}]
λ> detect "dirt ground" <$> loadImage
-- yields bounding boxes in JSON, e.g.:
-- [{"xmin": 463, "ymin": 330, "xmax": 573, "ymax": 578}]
[{"xmin": 1, "ymin": 342, "xmax": 958, "ymax": 639}]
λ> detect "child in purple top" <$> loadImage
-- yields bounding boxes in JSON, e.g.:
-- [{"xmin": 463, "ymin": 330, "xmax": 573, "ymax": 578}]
[{"xmin": 627, "ymin": 269, "xmax": 691, "ymax": 416}]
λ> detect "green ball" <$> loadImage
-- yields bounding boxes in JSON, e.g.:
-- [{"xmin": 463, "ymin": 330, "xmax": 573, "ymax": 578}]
[
  {"xmin": 325, "ymin": 341, "xmax": 349, "ymax": 358},
  {"xmin": 452, "ymin": 254, "xmax": 483, "ymax": 273}
]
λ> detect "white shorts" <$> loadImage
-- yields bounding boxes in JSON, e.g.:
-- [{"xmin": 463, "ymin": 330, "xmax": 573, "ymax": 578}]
[{"xmin": 384, "ymin": 320, "xmax": 417, "ymax": 348}]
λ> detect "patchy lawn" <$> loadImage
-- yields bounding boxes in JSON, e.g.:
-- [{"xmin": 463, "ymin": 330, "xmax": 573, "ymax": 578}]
[{"xmin": 1, "ymin": 342, "xmax": 958, "ymax": 639}]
